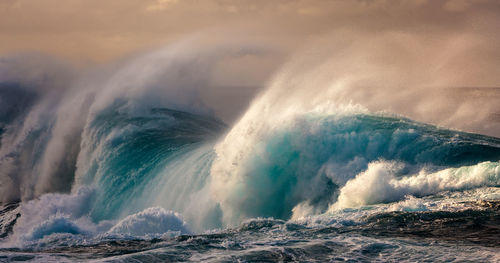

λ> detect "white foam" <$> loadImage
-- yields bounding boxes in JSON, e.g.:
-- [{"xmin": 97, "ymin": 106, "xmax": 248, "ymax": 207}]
[
  {"xmin": 108, "ymin": 207, "xmax": 190, "ymax": 237},
  {"xmin": 3, "ymin": 187, "xmax": 191, "ymax": 248},
  {"xmin": 331, "ymin": 161, "xmax": 500, "ymax": 210},
  {"xmin": 25, "ymin": 216, "xmax": 85, "ymax": 240}
]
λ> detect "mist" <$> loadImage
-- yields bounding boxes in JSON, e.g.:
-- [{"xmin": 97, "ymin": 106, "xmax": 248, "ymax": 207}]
[
  {"xmin": 0, "ymin": 36, "xmax": 281, "ymax": 203},
  {"xmin": 1, "ymin": 0, "xmax": 499, "ymax": 204}
]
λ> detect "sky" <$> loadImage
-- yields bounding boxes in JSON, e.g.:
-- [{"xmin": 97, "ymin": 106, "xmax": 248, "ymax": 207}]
[
  {"xmin": 1, "ymin": 0, "xmax": 499, "ymax": 65},
  {"xmin": 1, "ymin": 0, "xmax": 499, "ymax": 134}
]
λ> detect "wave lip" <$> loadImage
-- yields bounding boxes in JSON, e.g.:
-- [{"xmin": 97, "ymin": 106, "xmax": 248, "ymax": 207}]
[
  {"xmin": 212, "ymin": 111, "xmax": 500, "ymax": 224},
  {"xmin": 107, "ymin": 207, "xmax": 191, "ymax": 238},
  {"xmin": 331, "ymin": 160, "xmax": 500, "ymax": 210},
  {"xmin": 25, "ymin": 216, "xmax": 85, "ymax": 241},
  {"xmin": 75, "ymin": 106, "xmax": 225, "ymax": 223}
]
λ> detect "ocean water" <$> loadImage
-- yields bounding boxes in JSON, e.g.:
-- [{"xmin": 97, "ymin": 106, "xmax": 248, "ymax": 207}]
[{"xmin": 0, "ymin": 45, "xmax": 499, "ymax": 262}]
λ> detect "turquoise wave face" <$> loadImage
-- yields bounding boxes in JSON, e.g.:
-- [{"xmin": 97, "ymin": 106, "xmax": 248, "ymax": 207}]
[
  {"xmin": 54, "ymin": 104, "xmax": 500, "ymax": 229},
  {"xmin": 77, "ymin": 104, "xmax": 225, "ymax": 222},
  {"xmin": 222, "ymin": 113, "xmax": 500, "ymax": 221},
  {"xmin": 2, "ymin": 104, "xmax": 499, "ymax": 248}
]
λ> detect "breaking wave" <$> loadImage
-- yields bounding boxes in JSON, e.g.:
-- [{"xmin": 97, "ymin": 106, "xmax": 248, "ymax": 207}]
[{"xmin": 0, "ymin": 37, "xmax": 499, "ymax": 255}]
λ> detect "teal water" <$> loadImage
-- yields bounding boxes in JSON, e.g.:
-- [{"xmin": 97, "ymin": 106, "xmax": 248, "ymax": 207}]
[{"xmin": 1, "ymin": 88, "xmax": 499, "ymax": 262}]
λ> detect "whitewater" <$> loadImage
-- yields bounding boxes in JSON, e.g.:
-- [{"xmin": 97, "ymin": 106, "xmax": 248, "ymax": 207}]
[{"xmin": 0, "ymin": 36, "xmax": 499, "ymax": 262}]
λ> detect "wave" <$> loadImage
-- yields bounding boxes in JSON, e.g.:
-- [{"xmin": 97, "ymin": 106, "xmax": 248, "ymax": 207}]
[
  {"xmin": 75, "ymin": 105, "xmax": 224, "ymax": 221},
  {"xmin": 212, "ymin": 111, "xmax": 500, "ymax": 224},
  {"xmin": 1, "ymin": 38, "xmax": 500, "ymax": 250},
  {"xmin": 332, "ymin": 160, "xmax": 500, "ymax": 210},
  {"xmin": 3, "ymin": 188, "xmax": 192, "ymax": 247},
  {"xmin": 107, "ymin": 207, "xmax": 190, "ymax": 238},
  {"xmin": 2, "ymin": 96, "xmax": 500, "ymax": 245},
  {"xmin": 0, "ymin": 39, "xmax": 269, "ymax": 204}
]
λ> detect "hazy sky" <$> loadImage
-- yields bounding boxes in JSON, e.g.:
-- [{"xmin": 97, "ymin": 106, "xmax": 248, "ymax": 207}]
[
  {"xmin": 1, "ymin": 0, "xmax": 499, "ymax": 65},
  {"xmin": 1, "ymin": 0, "xmax": 499, "ymax": 134}
]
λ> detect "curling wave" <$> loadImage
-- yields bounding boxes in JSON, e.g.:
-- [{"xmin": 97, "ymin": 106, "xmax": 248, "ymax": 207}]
[
  {"xmin": 1, "ymin": 38, "xmax": 499, "ymax": 255},
  {"xmin": 212, "ymin": 111, "xmax": 500, "ymax": 224}
]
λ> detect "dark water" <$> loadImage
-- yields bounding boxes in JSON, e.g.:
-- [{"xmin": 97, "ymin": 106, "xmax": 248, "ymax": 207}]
[
  {"xmin": 1, "ymin": 84, "xmax": 500, "ymax": 262},
  {"xmin": 1, "ymin": 198, "xmax": 499, "ymax": 262}
]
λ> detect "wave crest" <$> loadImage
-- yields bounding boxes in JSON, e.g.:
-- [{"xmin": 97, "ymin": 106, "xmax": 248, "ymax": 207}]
[{"xmin": 331, "ymin": 160, "xmax": 500, "ymax": 210}]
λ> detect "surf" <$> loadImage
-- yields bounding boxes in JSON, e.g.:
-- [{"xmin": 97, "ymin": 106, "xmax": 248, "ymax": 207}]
[{"xmin": 0, "ymin": 35, "xmax": 499, "ymax": 255}]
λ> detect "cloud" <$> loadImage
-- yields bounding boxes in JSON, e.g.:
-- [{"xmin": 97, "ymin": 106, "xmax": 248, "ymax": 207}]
[
  {"xmin": 0, "ymin": 0, "xmax": 499, "ymax": 80},
  {"xmin": 146, "ymin": 0, "xmax": 179, "ymax": 12},
  {"xmin": 443, "ymin": 0, "xmax": 486, "ymax": 12}
]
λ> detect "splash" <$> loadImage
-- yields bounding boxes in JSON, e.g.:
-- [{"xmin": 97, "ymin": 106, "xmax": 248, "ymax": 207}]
[
  {"xmin": 331, "ymin": 160, "xmax": 500, "ymax": 210},
  {"xmin": 0, "ymin": 33, "xmax": 499, "ymax": 251},
  {"xmin": 211, "ymin": 111, "xmax": 500, "ymax": 224},
  {"xmin": 0, "ymin": 37, "xmax": 272, "ymax": 204}
]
